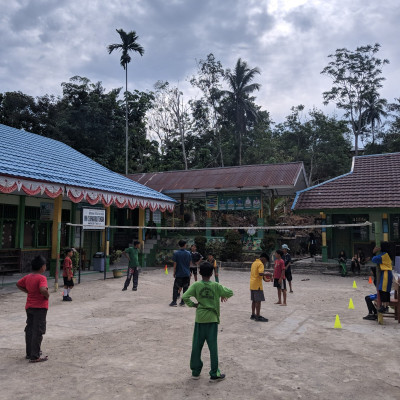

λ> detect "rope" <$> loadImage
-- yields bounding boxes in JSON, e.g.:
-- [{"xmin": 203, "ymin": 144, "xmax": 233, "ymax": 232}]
[{"xmin": 66, "ymin": 221, "xmax": 372, "ymax": 230}]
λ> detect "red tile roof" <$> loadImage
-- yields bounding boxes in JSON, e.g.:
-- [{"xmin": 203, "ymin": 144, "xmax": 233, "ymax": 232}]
[
  {"xmin": 127, "ymin": 163, "xmax": 307, "ymax": 196},
  {"xmin": 292, "ymin": 152, "xmax": 400, "ymax": 211}
]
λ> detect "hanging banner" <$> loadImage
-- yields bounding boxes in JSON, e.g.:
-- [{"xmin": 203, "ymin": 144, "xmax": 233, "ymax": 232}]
[
  {"xmin": 206, "ymin": 192, "xmax": 262, "ymax": 211},
  {"xmin": 82, "ymin": 208, "xmax": 106, "ymax": 230}
]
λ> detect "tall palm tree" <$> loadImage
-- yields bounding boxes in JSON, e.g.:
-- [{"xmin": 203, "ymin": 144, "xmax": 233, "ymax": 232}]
[
  {"xmin": 362, "ymin": 91, "xmax": 387, "ymax": 144},
  {"xmin": 108, "ymin": 29, "xmax": 144, "ymax": 174},
  {"xmin": 224, "ymin": 58, "xmax": 261, "ymax": 165}
]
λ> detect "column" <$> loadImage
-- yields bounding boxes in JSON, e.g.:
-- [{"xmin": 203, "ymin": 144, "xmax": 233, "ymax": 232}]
[
  {"xmin": 206, "ymin": 210, "xmax": 212, "ymax": 239},
  {"xmin": 257, "ymin": 193, "xmax": 264, "ymax": 239},
  {"xmin": 104, "ymin": 206, "xmax": 111, "ymax": 272},
  {"xmin": 50, "ymin": 195, "xmax": 62, "ymax": 288},
  {"xmin": 16, "ymin": 195, "xmax": 25, "ymax": 248},
  {"xmin": 320, "ymin": 212, "xmax": 328, "ymax": 262},
  {"xmin": 138, "ymin": 208, "xmax": 146, "ymax": 268},
  {"xmin": 382, "ymin": 213, "xmax": 389, "ymax": 242}
]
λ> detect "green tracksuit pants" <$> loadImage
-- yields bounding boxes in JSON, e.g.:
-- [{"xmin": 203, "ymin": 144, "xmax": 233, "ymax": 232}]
[{"xmin": 190, "ymin": 322, "xmax": 220, "ymax": 377}]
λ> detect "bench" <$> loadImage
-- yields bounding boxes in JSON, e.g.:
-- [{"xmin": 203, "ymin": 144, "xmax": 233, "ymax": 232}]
[{"xmin": 378, "ymin": 276, "xmax": 399, "ymax": 324}]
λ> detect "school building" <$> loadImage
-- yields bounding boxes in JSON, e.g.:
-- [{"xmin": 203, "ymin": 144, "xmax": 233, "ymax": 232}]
[
  {"xmin": 0, "ymin": 123, "xmax": 175, "ymax": 275},
  {"xmin": 292, "ymin": 152, "xmax": 400, "ymax": 262}
]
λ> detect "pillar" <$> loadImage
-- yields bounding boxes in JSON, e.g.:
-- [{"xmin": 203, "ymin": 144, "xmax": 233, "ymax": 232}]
[
  {"xmin": 104, "ymin": 206, "xmax": 111, "ymax": 271},
  {"xmin": 138, "ymin": 208, "xmax": 146, "ymax": 268},
  {"xmin": 257, "ymin": 194, "xmax": 264, "ymax": 239},
  {"xmin": 16, "ymin": 195, "xmax": 25, "ymax": 248},
  {"xmin": 320, "ymin": 212, "xmax": 328, "ymax": 262},
  {"xmin": 50, "ymin": 195, "xmax": 62, "ymax": 288},
  {"xmin": 382, "ymin": 213, "xmax": 389, "ymax": 242},
  {"xmin": 69, "ymin": 203, "xmax": 76, "ymax": 247},
  {"xmin": 206, "ymin": 210, "xmax": 212, "ymax": 239},
  {"xmin": 180, "ymin": 193, "xmax": 185, "ymax": 223}
]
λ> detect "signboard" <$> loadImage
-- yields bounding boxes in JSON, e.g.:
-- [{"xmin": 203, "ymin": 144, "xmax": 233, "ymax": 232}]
[
  {"xmin": 40, "ymin": 202, "xmax": 54, "ymax": 220},
  {"xmin": 206, "ymin": 192, "xmax": 262, "ymax": 211},
  {"xmin": 82, "ymin": 208, "xmax": 106, "ymax": 230}
]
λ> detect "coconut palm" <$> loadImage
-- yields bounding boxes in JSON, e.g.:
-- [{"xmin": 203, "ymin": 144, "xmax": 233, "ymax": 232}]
[
  {"xmin": 362, "ymin": 91, "xmax": 387, "ymax": 144},
  {"xmin": 108, "ymin": 29, "xmax": 144, "ymax": 174},
  {"xmin": 224, "ymin": 58, "xmax": 261, "ymax": 165}
]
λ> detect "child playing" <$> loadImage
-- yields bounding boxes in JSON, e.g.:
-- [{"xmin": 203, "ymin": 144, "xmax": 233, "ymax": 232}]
[
  {"xmin": 16, "ymin": 255, "xmax": 50, "ymax": 363},
  {"xmin": 273, "ymin": 249, "xmax": 287, "ymax": 306},
  {"xmin": 62, "ymin": 248, "xmax": 74, "ymax": 301},
  {"xmin": 122, "ymin": 241, "xmax": 141, "ymax": 291},
  {"xmin": 182, "ymin": 261, "xmax": 233, "ymax": 382},
  {"xmin": 372, "ymin": 242, "xmax": 393, "ymax": 313},
  {"xmin": 190, "ymin": 244, "xmax": 203, "ymax": 283},
  {"xmin": 207, "ymin": 253, "xmax": 219, "ymax": 282},
  {"xmin": 250, "ymin": 253, "xmax": 272, "ymax": 322}
]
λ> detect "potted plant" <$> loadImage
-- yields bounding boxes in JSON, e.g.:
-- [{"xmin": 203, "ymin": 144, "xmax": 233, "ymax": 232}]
[{"xmin": 110, "ymin": 249, "xmax": 123, "ymax": 278}]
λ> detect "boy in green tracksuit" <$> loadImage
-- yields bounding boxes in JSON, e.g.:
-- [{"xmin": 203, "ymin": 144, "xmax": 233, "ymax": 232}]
[{"xmin": 182, "ymin": 261, "xmax": 233, "ymax": 382}]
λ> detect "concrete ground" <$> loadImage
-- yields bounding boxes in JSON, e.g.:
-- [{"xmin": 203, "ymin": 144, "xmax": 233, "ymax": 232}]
[{"xmin": 0, "ymin": 268, "xmax": 399, "ymax": 400}]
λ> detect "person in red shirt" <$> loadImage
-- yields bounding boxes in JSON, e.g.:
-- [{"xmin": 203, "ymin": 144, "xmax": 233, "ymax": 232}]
[
  {"xmin": 16, "ymin": 255, "xmax": 50, "ymax": 363},
  {"xmin": 273, "ymin": 249, "xmax": 287, "ymax": 306},
  {"xmin": 62, "ymin": 248, "xmax": 74, "ymax": 301}
]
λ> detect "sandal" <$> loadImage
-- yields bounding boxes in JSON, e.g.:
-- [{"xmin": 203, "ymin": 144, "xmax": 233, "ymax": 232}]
[{"xmin": 29, "ymin": 356, "xmax": 48, "ymax": 363}]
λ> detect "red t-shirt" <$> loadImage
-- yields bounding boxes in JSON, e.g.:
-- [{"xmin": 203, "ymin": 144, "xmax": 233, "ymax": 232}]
[
  {"xmin": 273, "ymin": 259, "xmax": 286, "ymax": 279},
  {"xmin": 17, "ymin": 274, "xmax": 49, "ymax": 309},
  {"xmin": 63, "ymin": 256, "xmax": 72, "ymax": 278}
]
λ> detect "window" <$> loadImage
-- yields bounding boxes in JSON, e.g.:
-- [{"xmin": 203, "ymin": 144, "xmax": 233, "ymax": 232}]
[
  {"xmin": 0, "ymin": 204, "xmax": 17, "ymax": 249},
  {"xmin": 23, "ymin": 207, "xmax": 52, "ymax": 248},
  {"xmin": 390, "ymin": 215, "xmax": 400, "ymax": 240},
  {"xmin": 352, "ymin": 215, "xmax": 369, "ymax": 242}
]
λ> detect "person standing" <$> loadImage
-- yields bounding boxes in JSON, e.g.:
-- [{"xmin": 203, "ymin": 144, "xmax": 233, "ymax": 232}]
[
  {"xmin": 207, "ymin": 253, "xmax": 219, "ymax": 283},
  {"xmin": 282, "ymin": 244, "xmax": 293, "ymax": 293},
  {"xmin": 372, "ymin": 242, "xmax": 393, "ymax": 313},
  {"xmin": 274, "ymin": 249, "xmax": 287, "ymax": 306},
  {"xmin": 190, "ymin": 244, "xmax": 203, "ymax": 283},
  {"xmin": 308, "ymin": 233, "xmax": 317, "ymax": 257},
  {"xmin": 182, "ymin": 261, "xmax": 233, "ymax": 382},
  {"xmin": 122, "ymin": 241, "xmax": 141, "ymax": 291},
  {"xmin": 62, "ymin": 248, "xmax": 74, "ymax": 301},
  {"xmin": 170, "ymin": 240, "xmax": 192, "ymax": 307},
  {"xmin": 250, "ymin": 253, "xmax": 272, "ymax": 322},
  {"xmin": 16, "ymin": 255, "xmax": 50, "ymax": 363}
]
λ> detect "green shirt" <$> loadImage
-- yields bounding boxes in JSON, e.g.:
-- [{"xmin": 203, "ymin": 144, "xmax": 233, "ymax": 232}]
[
  {"xmin": 124, "ymin": 247, "xmax": 139, "ymax": 268},
  {"xmin": 182, "ymin": 280, "xmax": 233, "ymax": 323}
]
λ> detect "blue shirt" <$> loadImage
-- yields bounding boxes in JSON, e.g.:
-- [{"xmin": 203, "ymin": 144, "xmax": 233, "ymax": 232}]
[{"xmin": 173, "ymin": 248, "xmax": 191, "ymax": 277}]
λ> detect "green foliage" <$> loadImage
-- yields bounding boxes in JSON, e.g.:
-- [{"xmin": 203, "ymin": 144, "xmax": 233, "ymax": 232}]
[
  {"xmin": 71, "ymin": 251, "xmax": 80, "ymax": 273},
  {"xmin": 321, "ymin": 43, "xmax": 389, "ymax": 155},
  {"xmin": 205, "ymin": 239, "xmax": 225, "ymax": 260},
  {"xmin": 221, "ymin": 230, "xmax": 242, "ymax": 261},
  {"xmin": 261, "ymin": 233, "xmax": 278, "ymax": 255},
  {"xmin": 194, "ymin": 236, "xmax": 207, "ymax": 257},
  {"xmin": 110, "ymin": 249, "xmax": 123, "ymax": 265}
]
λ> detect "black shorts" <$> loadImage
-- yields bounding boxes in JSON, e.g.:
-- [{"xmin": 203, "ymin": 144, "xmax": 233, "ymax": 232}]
[
  {"xmin": 63, "ymin": 277, "xmax": 74, "ymax": 287},
  {"xmin": 190, "ymin": 267, "xmax": 198, "ymax": 275},
  {"xmin": 250, "ymin": 290, "xmax": 265, "ymax": 302},
  {"xmin": 285, "ymin": 268, "xmax": 292, "ymax": 282},
  {"xmin": 379, "ymin": 290, "xmax": 391, "ymax": 303},
  {"xmin": 273, "ymin": 278, "xmax": 286, "ymax": 290}
]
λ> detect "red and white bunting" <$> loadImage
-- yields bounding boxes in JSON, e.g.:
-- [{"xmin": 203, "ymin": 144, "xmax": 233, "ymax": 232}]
[{"xmin": 0, "ymin": 175, "xmax": 174, "ymax": 212}]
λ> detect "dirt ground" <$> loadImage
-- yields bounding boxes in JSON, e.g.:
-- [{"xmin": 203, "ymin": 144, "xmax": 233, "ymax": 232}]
[{"xmin": 0, "ymin": 269, "xmax": 399, "ymax": 400}]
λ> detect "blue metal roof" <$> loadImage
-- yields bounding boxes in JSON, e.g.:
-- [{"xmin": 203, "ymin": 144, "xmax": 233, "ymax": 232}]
[{"xmin": 0, "ymin": 124, "xmax": 174, "ymax": 203}]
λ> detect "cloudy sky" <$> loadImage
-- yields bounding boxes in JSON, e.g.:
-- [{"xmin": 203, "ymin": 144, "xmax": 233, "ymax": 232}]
[{"xmin": 1, "ymin": 0, "xmax": 399, "ymax": 123}]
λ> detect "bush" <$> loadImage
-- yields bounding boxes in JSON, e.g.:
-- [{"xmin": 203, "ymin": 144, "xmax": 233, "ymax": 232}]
[
  {"xmin": 194, "ymin": 236, "xmax": 207, "ymax": 257},
  {"xmin": 205, "ymin": 238, "xmax": 225, "ymax": 260},
  {"xmin": 221, "ymin": 230, "xmax": 242, "ymax": 261},
  {"xmin": 261, "ymin": 233, "xmax": 278, "ymax": 258}
]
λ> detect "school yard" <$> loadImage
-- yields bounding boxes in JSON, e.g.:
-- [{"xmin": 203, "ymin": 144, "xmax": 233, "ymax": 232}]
[{"xmin": 0, "ymin": 269, "xmax": 398, "ymax": 400}]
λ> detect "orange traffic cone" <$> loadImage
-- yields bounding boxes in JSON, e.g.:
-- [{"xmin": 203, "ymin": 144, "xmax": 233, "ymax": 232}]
[
  {"xmin": 164, "ymin": 265, "xmax": 168, "ymax": 275},
  {"xmin": 368, "ymin": 276, "xmax": 372, "ymax": 284}
]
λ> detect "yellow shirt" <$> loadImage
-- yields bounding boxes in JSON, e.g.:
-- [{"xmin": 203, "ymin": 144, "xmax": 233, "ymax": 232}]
[{"xmin": 250, "ymin": 259, "xmax": 265, "ymax": 290}]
